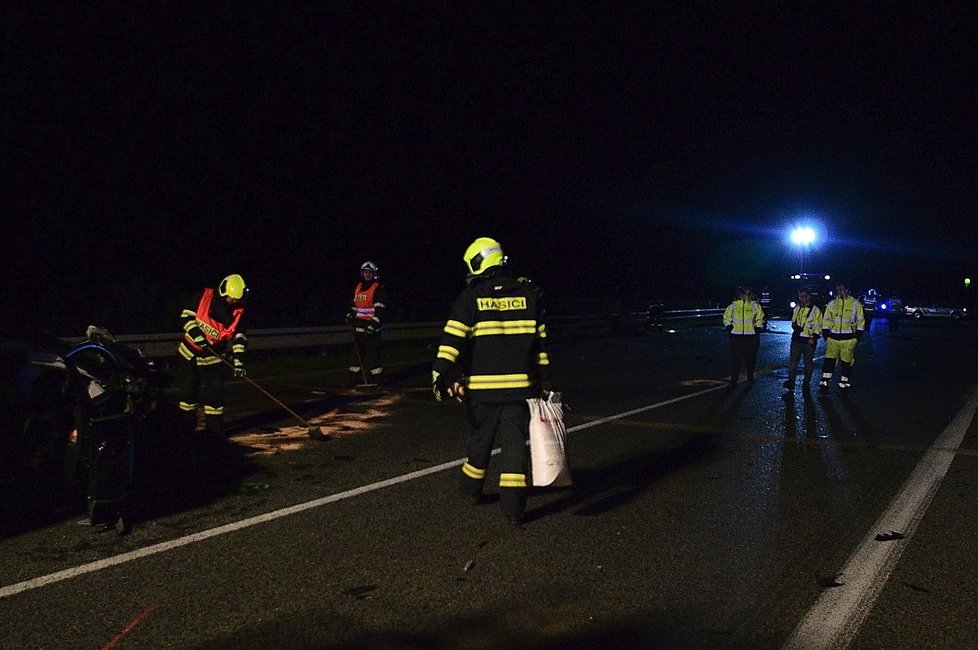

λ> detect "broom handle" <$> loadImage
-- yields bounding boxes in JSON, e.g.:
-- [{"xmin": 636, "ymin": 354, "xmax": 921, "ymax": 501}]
[{"xmin": 206, "ymin": 345, "xmax": 313, "ymax": 427}]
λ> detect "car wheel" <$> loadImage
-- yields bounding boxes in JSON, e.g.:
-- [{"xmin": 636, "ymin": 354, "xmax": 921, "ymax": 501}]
[
  {"xmin": 913, "ymin": 311, "xmax": 923, "ymax": 319},
  {"xmin": 951, "ymin": 311, "xmax": 962, "ymax": 320}
]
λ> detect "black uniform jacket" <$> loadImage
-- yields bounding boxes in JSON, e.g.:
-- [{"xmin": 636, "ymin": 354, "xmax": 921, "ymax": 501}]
[{"xmin": 432, "ymin": 270, "xmax": 550, "ymax": 402}]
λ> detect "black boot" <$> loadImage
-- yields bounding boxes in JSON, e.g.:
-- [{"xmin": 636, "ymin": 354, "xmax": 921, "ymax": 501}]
[{"xmin": 500, "ymin": 489, "xmax": 526, "ymax": 526}]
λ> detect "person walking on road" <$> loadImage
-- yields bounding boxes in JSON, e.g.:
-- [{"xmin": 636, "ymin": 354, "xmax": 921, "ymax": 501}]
[
  {"xmin": 819, "ymin": 279, "xmax": 865, "ymax": 393},
  {"xmin": 723, "ymin": 286, "xmax": 766, "ymax": 387},
  {"xmin": 431, "ymin": 237, "xmax": 551, "ymax": 525},
  {"xmin": 176, "ymin": 274, "xmax": 249, "ymax": 441},
  {"xmin": 346, "ymin": 261, "xmax": 388, "ymax": 384},
  {"xmin": 783, "ymin": 287, "xmax": 822, "ymax": 395}
]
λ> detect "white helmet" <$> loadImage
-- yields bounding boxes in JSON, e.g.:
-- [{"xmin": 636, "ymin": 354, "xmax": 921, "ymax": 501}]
[{"xmin": 360, "ymin": 261, "xmax": 379, "ymax": 278}]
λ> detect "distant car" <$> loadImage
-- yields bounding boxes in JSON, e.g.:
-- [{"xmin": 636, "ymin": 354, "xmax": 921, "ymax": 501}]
[
  {"xmin": 903, "ymin": 302, "xmax": 968, "ymax": 320},
  {"xmin": 876, "ymin": 296, "xmax": 903, "ymax": 315}
]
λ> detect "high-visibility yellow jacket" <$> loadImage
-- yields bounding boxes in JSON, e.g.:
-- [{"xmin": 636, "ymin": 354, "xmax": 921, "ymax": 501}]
[
  {"xmin": 821, "ymin": 296, "xmax": 865, "ymax": 340},
  {"xmin": 723, "ymin": 299, "xmax": 765, "ymax": 335},
  {"xmin": 791, "ymin": 304, "xmax": 823, "ymax": 339}
]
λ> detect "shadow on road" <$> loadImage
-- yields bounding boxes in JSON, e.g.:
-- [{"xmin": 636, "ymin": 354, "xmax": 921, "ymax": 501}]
[
  {"xmin": 200, "ymin": 606, "xmax": 700, "ymax": 650},
  {"xmin": 526, "ymin": 431, "xmax": 722, "ymax": 523}
]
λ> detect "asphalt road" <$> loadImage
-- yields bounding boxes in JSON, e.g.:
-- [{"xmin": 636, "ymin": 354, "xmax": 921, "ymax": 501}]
[{"xmin": 2, "ymin": 317, "xmax": 978, "ymax": 649}]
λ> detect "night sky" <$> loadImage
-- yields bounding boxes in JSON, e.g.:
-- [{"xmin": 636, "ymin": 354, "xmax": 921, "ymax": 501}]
[{"xmin": 5, "ymin": 4, "xmax": 977, "ymax": 335}]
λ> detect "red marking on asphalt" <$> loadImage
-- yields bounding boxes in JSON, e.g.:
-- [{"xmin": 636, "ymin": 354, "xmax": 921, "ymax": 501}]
[{"xmin": 102, "ymin": 601, "xmax": 161, "ymax": 649}]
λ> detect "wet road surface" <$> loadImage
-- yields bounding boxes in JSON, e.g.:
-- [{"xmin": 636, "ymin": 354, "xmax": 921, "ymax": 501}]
[{"xmin": 2, "ymin": 317, "xmax": 977, "ymax": 649}]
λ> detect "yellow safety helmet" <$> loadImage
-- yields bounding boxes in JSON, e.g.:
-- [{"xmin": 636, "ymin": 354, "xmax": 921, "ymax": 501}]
[
  {"xmin": 219, "ymin": 274, "xmax": 248, "ymax": 301},
  {"xmin": 463, "ymin": 237, "xmax": 505, "ymax": 276}
]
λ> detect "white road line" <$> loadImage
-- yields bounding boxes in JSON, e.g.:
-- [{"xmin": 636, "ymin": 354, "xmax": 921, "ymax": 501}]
[
  {"xmin": 783, "ymin": 386, "xmax": 978, "ymax": 650},
  {"xmin": 0, "ymin": 385, "xmax": 725, "ymax": 600}
]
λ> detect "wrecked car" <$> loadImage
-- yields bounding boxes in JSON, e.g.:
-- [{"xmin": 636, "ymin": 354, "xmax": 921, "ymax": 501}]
[{"xmin": 0, "ymin": 326, "xmax": 169, "ymax": 535}]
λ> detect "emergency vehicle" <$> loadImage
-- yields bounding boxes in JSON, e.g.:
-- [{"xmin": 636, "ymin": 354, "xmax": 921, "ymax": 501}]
[{"xmin": 770, "ymin": 273, "xmax": 835, "ymax": 317}]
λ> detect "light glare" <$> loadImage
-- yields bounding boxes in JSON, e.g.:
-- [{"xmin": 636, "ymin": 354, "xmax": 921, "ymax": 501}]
[{"xmin": 790, "ymin": 227, "xmax": 816, "ymax": 246}]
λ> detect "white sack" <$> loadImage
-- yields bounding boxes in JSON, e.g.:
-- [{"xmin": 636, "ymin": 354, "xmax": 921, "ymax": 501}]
[{"xmin": 527, "ymin": 392, "xmax": 572, "ymax": 487}]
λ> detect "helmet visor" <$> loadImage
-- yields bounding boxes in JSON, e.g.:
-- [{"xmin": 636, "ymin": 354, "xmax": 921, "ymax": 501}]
[{"xmin": 468, "ymin": 245, "xmax": 502, "ymax": 274}]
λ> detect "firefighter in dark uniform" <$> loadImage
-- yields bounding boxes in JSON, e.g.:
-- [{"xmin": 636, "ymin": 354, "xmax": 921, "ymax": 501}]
[
  {"xmin": 346, "ymin": 261, "xmax": 388, "ymax": 384},
  {"xmin": 176, "ymin": 274, "xmax": 248, "ymax": 440},
  {"xmin": 431, "ymin": 237, "xmax": 551, "ymax": 525}
]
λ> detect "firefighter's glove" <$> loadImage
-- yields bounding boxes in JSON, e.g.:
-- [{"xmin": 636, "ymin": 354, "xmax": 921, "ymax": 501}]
[
  {"xmin": 432, "ymin": 371, "xmax": 463, "ymax": 402},
  {"xmin": 233, "ymin": 357, "xmax": 246, "ymax": 378},
  {"xmin": 365, "ymin": 322, "xmax": 378, "ymax": 334},
  {"xmin": 432, "ymin": 371, "xmax": 445, "ymax": 401},
  {"xmin": 192, "ymin": 332, "xmax": 208, "ymax": 349},
  {"xmin": 724, "ymin": 324, "xmax": 733, "ymax": 333},
  {"xmin": 345, "ymin": 311, "xmax": 355, "ymax": 326},
  {"xmin": 540, "ymin": 381, "xmax": 553, "ymax": 401}
]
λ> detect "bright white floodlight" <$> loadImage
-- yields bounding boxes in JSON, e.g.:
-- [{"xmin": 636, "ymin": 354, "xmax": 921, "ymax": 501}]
[{"xmin": 790, "ymin": 226, "xmax": 816, "ymax": 246}]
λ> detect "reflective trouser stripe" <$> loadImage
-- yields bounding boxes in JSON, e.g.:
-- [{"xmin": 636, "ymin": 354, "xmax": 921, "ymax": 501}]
[
  {"xmin": 180, "ymin": 401, "xmax": 223, "ymax": 414},
  {"xmin": 499, "ymin": 473, "xmax": 527, "ymax": 488}
]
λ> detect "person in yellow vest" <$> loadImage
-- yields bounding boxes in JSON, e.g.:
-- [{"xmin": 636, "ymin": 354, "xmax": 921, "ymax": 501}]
[
  {"xmin": 722, "ymin": 286, "xmax": 766, "ymax": 387},
  {"xmin": 819, "ymin": 279, "xmax": 865, "ymax": 393},
  {"xmin": 345, "ymin": 261, "xmax": 389, "ymax": 384},
  {"xmin": 783, "ymin": 287, "xmax": 822, "ymax": 395},
  {"xmin": 176, "ymin": 274, "xmax": 248, "ymax": 441}
]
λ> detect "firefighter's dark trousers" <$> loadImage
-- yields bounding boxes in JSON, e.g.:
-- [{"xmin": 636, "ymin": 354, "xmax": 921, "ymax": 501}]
[
  {"xmin": 459, "ymin": 398, "xmax": 530, "ymax": 520},
  {"xmin": 728, "ymin": 333, "xmax": 760, "ymax": 384},
  {"xmin": 350, "ymin": 330, "xmax": 383, "ymax": 379},
  {"xmin": 178, "ymin": 360, "xmax": 228, "ymax": 438}
]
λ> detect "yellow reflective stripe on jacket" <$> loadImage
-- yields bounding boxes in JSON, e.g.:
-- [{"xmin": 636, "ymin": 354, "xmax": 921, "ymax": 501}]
[
  {"xmin": 466, "ymin": 373, "xmax": 532, "ymax": 389},
  {"xmin": 472, "ymin": 320, "xmax": 538, "ymax": 336},
  {"xmin": 499, "ymin": 473, "xmax": 527, "ymax": 488},
  {"xmin": 443, "ymin": 319, "xmax": 471, "ymax": 338},
  {"xmin": 537, "ymin": 352, "xmax": 550, "ymax": 365},
  {"xmin": 437, "ymin": 345, "xmax": 460, "ymax": 363},
  {"xmin": 178, "ymin": 342, "xmax": 194, "ymax": 361},
  {"xmin": 462, "ymin": 463, "xmax": 486, "ymax": 480}
]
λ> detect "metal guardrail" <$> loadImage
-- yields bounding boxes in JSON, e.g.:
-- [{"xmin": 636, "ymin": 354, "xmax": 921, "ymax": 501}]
[
  {"xmin": 72, "ymin": 323, "xmax": 444, "ymax": 359},
  {"xmin": 653, "ymin": 308, "xmax": 725, "ymax": 321},
  {"xmin": 69, "ymin": 308, "xmax": 725, "ymax": 358}
]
